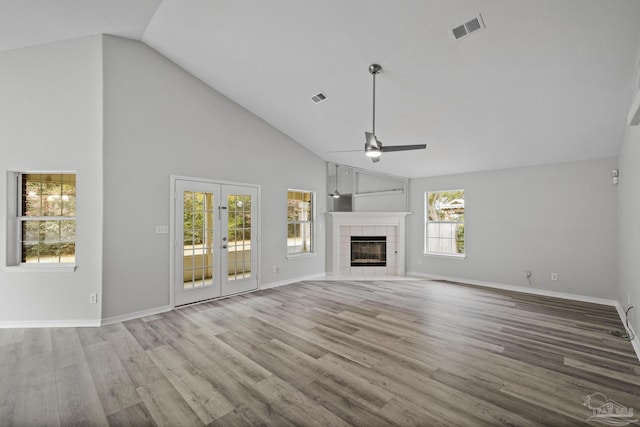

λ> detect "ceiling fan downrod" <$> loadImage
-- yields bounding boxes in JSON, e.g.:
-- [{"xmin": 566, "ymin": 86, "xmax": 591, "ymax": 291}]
[
  {"xmin": 369, "ymin": 63, "xmax": 381, "ymax": 136},
  {"xmin": 363, "ymin": 63, "xmax": 426, "ymax": 162}
]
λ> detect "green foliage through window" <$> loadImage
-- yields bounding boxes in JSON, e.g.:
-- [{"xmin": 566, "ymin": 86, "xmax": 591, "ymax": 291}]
[
  {"xmin": 287, "ymin": 190, "xmax": 313, "ymax": 254},
  {"xmin": 426, "ymin": 190, "xmax": 464, "ymax": 256},
  {"xmin": 21, "ymin": 173, "xmax": 76, "ymax": 263},
  {"xmin": 183, "ymin": 192, "xmax": 251, "ymax": 246}
]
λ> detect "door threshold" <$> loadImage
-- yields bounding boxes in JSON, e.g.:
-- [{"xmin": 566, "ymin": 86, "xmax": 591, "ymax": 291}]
[{"xmin": 174, "ymin": 287, "xmax": 259, "ymax": 310}]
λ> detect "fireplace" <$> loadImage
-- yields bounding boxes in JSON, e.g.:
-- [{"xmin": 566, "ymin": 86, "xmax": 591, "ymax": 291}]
[
  {"xmin": 327, "ymin": 212, "xmax": 408, "ymax": 276},
  {"xmin": 351, "ymin": 236, "xmax": 387, "ymax": 267}
]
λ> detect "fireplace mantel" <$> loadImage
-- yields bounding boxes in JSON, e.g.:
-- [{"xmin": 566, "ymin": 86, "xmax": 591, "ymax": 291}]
[{"xmin": 327, "ymin": 212, "xmax": 410, "ymax": 277}]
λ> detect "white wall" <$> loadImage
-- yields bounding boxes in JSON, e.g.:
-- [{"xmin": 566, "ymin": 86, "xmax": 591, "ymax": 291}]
[
  {"xmin": 407, "ymin": 158, "xmax": 618, "ymax": 299},
  {"xmin": 0, "ymin": 36, "xmax": 103, "ymax": 324},
  {"xmin": 353, "ymin": 171, "xmax": 407, "ymax": 212},
  {"xmin": 101, "ymin": 36, "xmax": 326, "ymax": 319},
  {"xmin": 617, "ymin": 123, "xmax": 640, "ymax": 335},
  {"xmin": 328, "ymin": 163, "xmax": 408, "ymax": 212}
]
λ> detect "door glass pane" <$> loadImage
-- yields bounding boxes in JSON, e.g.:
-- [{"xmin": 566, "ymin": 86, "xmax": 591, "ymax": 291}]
[
  {"xmin": 183, "ymin": 191, "xmax": 214, "ymax": 289},
  {"xmin": 227, "ymin": 193, "xmax": 251, "ymax": 281}
]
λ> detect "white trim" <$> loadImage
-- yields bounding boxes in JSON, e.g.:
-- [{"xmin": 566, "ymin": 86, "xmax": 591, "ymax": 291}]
[
  {"xmin": 327, "ymin": 211, "xmax": 410, "ymax": 277},
  {"xmin": 286, "ymin": 252, "xmax": 317, "ymax": 261},
  {"xmin": 261, "ymin": 273, "xmax": 326, "ymax": 290},
  {"xmin": 287, "ymin": 188, "xmax": 316, "ymax": 256},
  {"xmin": 101, "ymin": 304, "xmax": 172, "ymax": 326},
  {"xmin": 424, "ymin": 189, "xmax": 465, "ymax": 257},
  {"xmin": 175, "ymin": 289, "xmax": 258, "ymax": 309},
  {"xmin": 424, "ymin": 252, "xmax": 466, "ymax": 260},
  {"xmin": 169, "ymin": 176, "xmax": 176, "ymax": 308},
  {"xmin": 323, "ymin": 274, "xmax": 418, "ymax": 281},
  {"xmin": 0, "ymin": 319, "xmax": 101, "ymax": 328},
  {"xmin": 353, "ymin": 189, "xmax": 405, "ymax": 198},
  {"xmin": 407, "ymin": 271, "xmax": 618, "ymax": 305},
  {"xmin": 6, "ymin": 171, "xmax": 19, "ymax": 266},
  {"xmin": 3, "ymin": 265, "xmax": 77, "ymax": 273},
  {"xmin": 408, "ymin": 271, "xmax": 640, "ymax": 362},
  {"xmin": 169, "ymin": 175, "xmax": 261, "ymax": 309},
  {"xmin": 13, "ymin": 172, "xmax": 77, "ymax": 266},
  {"xmin": 614, "ymin": 302, "xmax": 640, "ymax": 362}
]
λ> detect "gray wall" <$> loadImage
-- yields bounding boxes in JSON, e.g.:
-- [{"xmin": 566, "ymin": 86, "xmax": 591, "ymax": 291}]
[
  {"xmin": 0, "ymin": 32, "xmax": 632, "ymax": 328},
  {"xmin": 0, "ymin": 36, "xmax": 104, "ymax": 323},
  {"xmin": 328, "ymin": 163, "xmax": 408, "ymax": 212},
  {"xmin": 408, "ymin": 158, "xmax": 619, "ymax": 299},
  {"xmin": 101, "ymin": 36, "xmax": 326, "ymax": 319},
  {"xmin": 617, "ymin": 123, "xmax": 640, "ymax": 335}
]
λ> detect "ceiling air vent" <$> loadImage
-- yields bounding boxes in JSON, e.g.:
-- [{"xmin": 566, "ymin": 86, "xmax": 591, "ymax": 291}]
[
  {"xmin": 452, "ymin": 14, "xmax": 485, "ymax": 40},
  {"xmin": 310, "ymin": 92, "xmax": 328, "ymax": 104}
]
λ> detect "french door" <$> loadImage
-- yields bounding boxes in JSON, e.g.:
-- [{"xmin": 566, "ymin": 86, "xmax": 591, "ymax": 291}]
[{"xmin": 174, "ymin": 179, "xmax": 258, "ymax": 306}]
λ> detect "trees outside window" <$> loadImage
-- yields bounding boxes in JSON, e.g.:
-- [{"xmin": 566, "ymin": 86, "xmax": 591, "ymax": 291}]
[
  {"xmin": 287, "ymin": 190, "xmax": 314, "ymax": 255},
  {"xmin": 426, "ymin": 190, "xmax": 464, "ymax": 256},
  {"xmin": 20, "ymin": 173, "xmax": 76, "ymax": 263}
]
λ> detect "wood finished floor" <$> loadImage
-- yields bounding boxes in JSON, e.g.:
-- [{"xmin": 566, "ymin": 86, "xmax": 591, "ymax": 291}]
[{"xmin": 1, "ymin": 279, "xmax": 639, "ymax": 426}]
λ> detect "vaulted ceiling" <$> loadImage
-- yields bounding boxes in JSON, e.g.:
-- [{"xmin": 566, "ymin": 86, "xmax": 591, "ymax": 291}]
[{"xmin": 3, "ymin": 0, "xmax": 640, "ymax": 178}]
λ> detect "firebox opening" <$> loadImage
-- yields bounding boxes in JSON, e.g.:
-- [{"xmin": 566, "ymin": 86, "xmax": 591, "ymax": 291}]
[{"xmin": 351, "ymin": 236, "xmax": 387, "ymax": 267}]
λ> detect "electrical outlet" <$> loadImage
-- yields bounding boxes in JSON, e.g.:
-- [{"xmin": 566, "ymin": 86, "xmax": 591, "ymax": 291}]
[
  {"xmin": 551, "ymin": 273, "xmax": 558, "ymax": 281},
  {"xmin": 89, "ymin": 293, "xmax": 97, "ymax": 304},
  {"xmin": 272, "ymin": 265, "xmax": 278, "ymax": 273}
]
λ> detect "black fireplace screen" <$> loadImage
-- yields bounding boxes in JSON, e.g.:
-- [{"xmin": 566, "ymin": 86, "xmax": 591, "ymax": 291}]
[{"xmin": 351, "ymin": 236, "xmax": 386, "ymax": 267}]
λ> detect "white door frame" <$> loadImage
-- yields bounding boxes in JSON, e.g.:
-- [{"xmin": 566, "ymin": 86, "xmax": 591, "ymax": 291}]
[{"xmin": 169, "ymin": 175, "xmax": 261, "ymax": 309}]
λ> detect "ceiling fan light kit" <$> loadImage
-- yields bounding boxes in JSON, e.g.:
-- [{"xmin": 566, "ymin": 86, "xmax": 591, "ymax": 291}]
[
  {"xmin": 364, "ymin": 132, "xmax": 382, "ymax": 157},
  {"xmin": 364, "ymin": 64, "xmax": 426, "ymax": 162}
]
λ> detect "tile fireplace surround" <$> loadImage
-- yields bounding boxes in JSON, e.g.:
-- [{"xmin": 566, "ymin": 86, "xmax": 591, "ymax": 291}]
[{"xmin": 327, "ymin": 212, "xmax": 409, "ymax": 277}]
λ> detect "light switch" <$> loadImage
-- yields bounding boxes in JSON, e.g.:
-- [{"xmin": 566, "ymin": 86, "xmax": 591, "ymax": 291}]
[{"xmin": 156, "ymin": 225, "xmax": 169, "ymax": 234}]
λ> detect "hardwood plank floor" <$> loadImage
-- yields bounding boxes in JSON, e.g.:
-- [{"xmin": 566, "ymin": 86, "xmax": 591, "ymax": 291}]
[{"xmin": 0, "ymin": 279, "xmax": 638, "ymax": 426}]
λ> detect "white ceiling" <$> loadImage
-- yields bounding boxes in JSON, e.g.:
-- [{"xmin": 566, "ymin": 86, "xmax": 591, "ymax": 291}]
[{"xmin": 3, "ymin": 0, "xmax": 640, "ymax": 178}]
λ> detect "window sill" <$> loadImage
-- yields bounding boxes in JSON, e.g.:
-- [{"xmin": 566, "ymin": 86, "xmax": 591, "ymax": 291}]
[
  {"xmin": 286, "ymin": 252, "xmax": 316, "ymax": 261},
  {"xmin": 4, "ymin": 264, "xmax": 78, "ymax": 273},
  {"xmin": 424, "ymin": 252, "xmax": 466, "ymax": 260}
]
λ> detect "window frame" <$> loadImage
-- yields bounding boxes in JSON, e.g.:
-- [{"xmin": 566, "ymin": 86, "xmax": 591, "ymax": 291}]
[
  {"xmin": 424, "ymin": 189, "xmax": 465, "ymax": 258},
  {"xmin": 286, "ymin": 189, "xmax": 316, "ymax": 258},
  {"xmin": 5, "ymin": 171, "xmax": 78, "ymax": 272}
]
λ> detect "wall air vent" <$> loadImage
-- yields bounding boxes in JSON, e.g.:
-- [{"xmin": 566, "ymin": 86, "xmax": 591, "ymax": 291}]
[
  {"xmin": 310, "ymin": 92, "xmax": 328, "ymax": 104},
  {"xmin": 452, "ymin": 14, "xmax": 485, "ymax": 40}
]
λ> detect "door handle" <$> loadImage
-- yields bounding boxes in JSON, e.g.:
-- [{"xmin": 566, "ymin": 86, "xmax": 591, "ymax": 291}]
[{"xmin": 222, "ymin": 244, "xmax": 228, "ymax": 249}]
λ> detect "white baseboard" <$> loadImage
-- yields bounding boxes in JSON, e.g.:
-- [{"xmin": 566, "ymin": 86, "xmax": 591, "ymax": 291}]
[
  {"xmin": 407, "ymin": 271, "xmax": 619, "ymax": 306},
  {"xmin": 614, "ymin": 302, "xmax": 640, "ymax": 362},
  {"xmin": 407, "ymin": 271, "xmax": 640, "ymax": 362},
  {"xmin": 101, "ymin": 305, "xmax": 172, "ymax": 326},
  {"xmin": 260, "ymin": 273, "xmax": 327, "ymax": 290},
  {"xmin": 102, "ymin": 274, "xmax": 325, "ymax": 325},
  {"xmin": 0, "ymin": 319, "xmax": 101, "ymax": 328}
]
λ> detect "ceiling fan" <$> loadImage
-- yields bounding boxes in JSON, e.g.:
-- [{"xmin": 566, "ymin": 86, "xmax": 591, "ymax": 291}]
[
  {"xmin": 327, "ymin": 64, "xmax": 426, "ymax": 162},
  {"xmin": 365, "ymin": 64, "xmax": 426, "ymax": 163}
]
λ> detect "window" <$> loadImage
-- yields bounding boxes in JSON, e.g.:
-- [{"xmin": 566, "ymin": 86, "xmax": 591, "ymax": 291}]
[
  {"xmin": 18, "ymin": 173, "xmax": 76, "ymax": 264},
  {"xmin": 426, "ymin": 190, "xmax": 464, "ymax": 256},
  {"xmin": 287, "ymin": 190, "xmax": 314, "ymax": 255}
]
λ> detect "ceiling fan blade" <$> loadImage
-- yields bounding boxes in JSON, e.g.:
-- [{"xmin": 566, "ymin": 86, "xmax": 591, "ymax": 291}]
[
  {"xmin": 361, "ymin": 64, "xmax": 428, "ymax": 161},
  {"xmin": 364, "ymin": 131, "xmax": 383, "ymax": 159},
  {"xmin": 380, "ymin": 144, "xmax": 427, "ymax": 153},
  {"xmin": 365, "ymin": 132, "xmax": 380, "ymax": 150}
]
